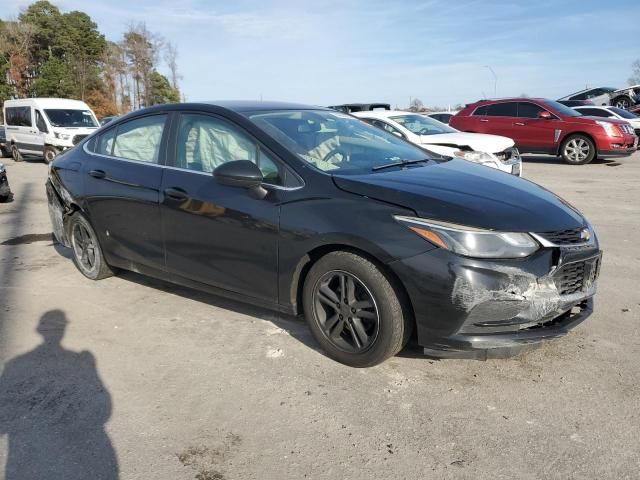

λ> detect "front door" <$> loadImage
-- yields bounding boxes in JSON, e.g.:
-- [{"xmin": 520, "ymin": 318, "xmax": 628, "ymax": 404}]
[
  {"xmin": 483, "ymin": 101, "xmax": 519, "ymax": 141},
  {"xmin": 83, "ymin": 113, "xmax": 169, "ymax": 270},
  {"xmin": 160, "ymin": 112, "xmax": 285, "ymax": 304},
  {"xmin": 513, "ymin": 102, "xmax": 559, "ymax": 153}
]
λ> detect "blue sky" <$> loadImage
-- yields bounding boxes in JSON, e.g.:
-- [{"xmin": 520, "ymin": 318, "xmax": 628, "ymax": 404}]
[{"xmin": 5, "ymin": 0, "xmax": 640, "ymax": 108}]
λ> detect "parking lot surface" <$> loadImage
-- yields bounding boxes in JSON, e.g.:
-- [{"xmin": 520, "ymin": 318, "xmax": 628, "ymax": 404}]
[{"xmin": 1, "ymin": 153, "xmax": 639, "ymax": 479}]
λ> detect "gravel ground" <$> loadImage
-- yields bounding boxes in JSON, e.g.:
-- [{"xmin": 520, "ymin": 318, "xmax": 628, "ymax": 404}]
[{"xmin": 0, "ymin": 152, "xmax": 639, "ymax": 480}]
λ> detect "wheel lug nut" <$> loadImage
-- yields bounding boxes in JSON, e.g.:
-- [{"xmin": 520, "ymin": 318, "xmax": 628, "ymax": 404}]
[{"xmin": 351, "ymin": 308, "xmax": 356, "ymax": 313}]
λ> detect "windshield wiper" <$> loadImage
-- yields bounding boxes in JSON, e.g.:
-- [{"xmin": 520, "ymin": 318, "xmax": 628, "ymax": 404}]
[{"xmin": 372, "ymin": 158, "xmax": 430, "ymax": 171}]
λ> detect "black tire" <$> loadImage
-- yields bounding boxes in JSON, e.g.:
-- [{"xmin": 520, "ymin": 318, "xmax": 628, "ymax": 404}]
[
  {"xmin": 613, "ymin": 96, "xmax": 631, "ymax": 110},
  {"xmin": 302, "ymin": 251, "xmax": 412, "ymax": 367},
  {"xmin": 11, "ymin": 145, "xmax": 23, "ymax": 162},
  {"xmin": 0, "ymin": 146, "xmax": 9, "ymax": 158},
  {"xmin": 43, "ymin": 146, "xmax": 59, "ymax": 164},
  {"xmin": 68, "ymin": 213, "xmax": 115, "ymax": 280},
  {"xmin": 560, "ymin": 134, "xmax": 596, "ymax": 165}
]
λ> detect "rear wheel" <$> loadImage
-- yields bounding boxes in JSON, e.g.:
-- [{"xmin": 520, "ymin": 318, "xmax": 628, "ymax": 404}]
[
  {"xmin": 303, "ymin": 251, "xmax": 412, "ymax": 367},
  {"xmin": 68, "ymin": 213, "xmax": 115, "ymax": 280},
  {"xmin": 613, "ymin": 96, "xmax": 632, "ymax": 110},
  {"xmin": 11, "ymin": 145, "xmax": 23, "ymax": 162},
  {"xmin": 43, "ymin": 146, "xmax": 58, "ymax": 164},
  {"xmin": 560, "ymin": 134, "xmax": 595, "ymax": 165}
]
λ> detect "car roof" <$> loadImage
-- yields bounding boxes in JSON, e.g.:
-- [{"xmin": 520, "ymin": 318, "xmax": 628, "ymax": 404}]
[
  {"xmin": 471, "ymin": 97, "xmax": 549, "ymax": 105},
  {"xmin": 198, "ymin": 100, "xmax": 329, "ymax": 112},
  {"xmin": 3, "ymin": 97, "xmax": 92, "ymax": 109}
]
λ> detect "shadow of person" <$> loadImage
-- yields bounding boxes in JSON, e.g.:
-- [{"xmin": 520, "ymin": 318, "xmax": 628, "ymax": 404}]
[{"xmin": 0, "ymin": 310, "xmax": 118, "ymax": 479}]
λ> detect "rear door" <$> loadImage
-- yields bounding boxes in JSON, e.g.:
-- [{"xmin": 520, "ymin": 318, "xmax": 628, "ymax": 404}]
[
  {"xmin": 159, "ymin": 111, "xmax": 292, "ymax": 304},
  {"xmin": 512, "ymin": 102, "xmax": 559, "ymax": 153},
  {"xmin": 83, "ymin": 113, "xmax": 169, "ymax": 270}
]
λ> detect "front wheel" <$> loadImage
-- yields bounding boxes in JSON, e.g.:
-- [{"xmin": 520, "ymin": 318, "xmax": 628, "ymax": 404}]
[
  {"xmin": 560, "ymin": 134, "xmax": 596, "ymax": 165},
  {"xmin": 68, "ymin": 213, "xmax": 115, "ymax": 280},
  {"xmin": 303, "ymin": 251, "xmax": 412, "ymax": 367},
  {"xmin": 43, "ymin": 146, "xmax": 59, "ymax": 164}
]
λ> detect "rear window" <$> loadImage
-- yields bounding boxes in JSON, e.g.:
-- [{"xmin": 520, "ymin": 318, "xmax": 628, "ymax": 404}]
[
  {"xmin": 5, "ymin": 106, "xmax": 32, "ymax": 127},
  {"xmin": 486, "ymin": 102, "xmax": 518, "ymax": 117}
]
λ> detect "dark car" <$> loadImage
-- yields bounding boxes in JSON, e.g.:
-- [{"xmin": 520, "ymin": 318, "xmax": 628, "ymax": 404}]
[
  {"xmin": 0, "ymin": 127, "xmax": 8, "ymax": 158},
  {"xmin": 328, "ymin": 103, "xmax": 391, "ymax": 113},
  {"xmin": 450, "ymin": 98, "xmax": 638, "ymax": 164},
  {"xmin": 0, "ymin": 162, "xmax": 12, "ymax": 202},
  {"xmin": 557, "ymin": 99, "xmax": 595, "ymax": 108},
  {"xmin": 47, "ymin": 101, "xmax": 602, "ymax": 367}
]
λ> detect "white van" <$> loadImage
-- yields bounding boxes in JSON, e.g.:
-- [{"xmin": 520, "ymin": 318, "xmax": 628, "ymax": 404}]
[{"xmin": 3, "ymin": 98, "xmax": 100, "ymax": 163}]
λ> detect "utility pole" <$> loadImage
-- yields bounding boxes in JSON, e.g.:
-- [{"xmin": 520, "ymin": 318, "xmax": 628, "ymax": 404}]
[{"xmin": 484, "ymin": 65, "xmax": 497, "ymax": 97}]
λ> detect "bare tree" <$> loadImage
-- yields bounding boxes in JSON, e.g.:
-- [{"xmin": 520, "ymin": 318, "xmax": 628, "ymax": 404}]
[
  {"xmin": 409, "ymin": 98, "xmax": 424, "ymax": 112},
  {"xmin": 0, "ymin": 21, "xmax": 35, "ymax": 97},
  {"xmin": 122, "ymin": 23, "xmax": 162, "ymax": 109},
  {"xmin": 629, "ymin": 60, "xmax": 640, "ymax": 85},
  {"xmin": 164, "ymin": 41, "xmax": 181, "ymax": 91}
]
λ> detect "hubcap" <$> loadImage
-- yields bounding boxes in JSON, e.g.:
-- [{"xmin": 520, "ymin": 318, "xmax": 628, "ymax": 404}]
[
  {"xmin": 564, "ymin": 138, "xmax": 590, "ymax": 162},
  {"xmin": 45, "ymin": 150, "xmax": 56, "ymax": 162},
  {"xmin": 72, "ymin": 223, "xmax": 97, "ymax": 273},
  {"xmin": 312, "ymin": 270, "xmax": 380, "ymax": 353}
]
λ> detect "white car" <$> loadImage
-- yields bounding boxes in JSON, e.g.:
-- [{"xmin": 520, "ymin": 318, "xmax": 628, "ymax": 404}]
[
  {"xmin": 573, "ymin": 105, "xmax": 640, "ymax": 137},
  {"xmin": 3, "ymin": 98, "xmax": 100, "ymax": 164},
  {"xmin": 353, "ymin": 110, "xmax": 522, "ymax": 176}
]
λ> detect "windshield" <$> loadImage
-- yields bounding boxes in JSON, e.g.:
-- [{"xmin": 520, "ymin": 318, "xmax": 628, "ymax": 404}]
[
  {"xmin": 543, "ymin": 100, "xmax": 582, "ymax": 117},
  {"xmin": 390, "ymin": 114, "xmax": 457, "ymax": 135},
  {"xmin": 246, "ymin": 110, "xmax": 435, "ymax": 174},
  {"xmin": 608, "ymin": 107, "xmax": 637, "ymax": 119},
  {"xmin": 44, "ymin": 109, "xmax": 98, "ymax": 128}
]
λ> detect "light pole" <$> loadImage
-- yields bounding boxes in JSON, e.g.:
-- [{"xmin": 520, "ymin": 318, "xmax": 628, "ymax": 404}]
[{"xmin": 484, "ymin": 65, "xmax": 497, "ymax": 97}]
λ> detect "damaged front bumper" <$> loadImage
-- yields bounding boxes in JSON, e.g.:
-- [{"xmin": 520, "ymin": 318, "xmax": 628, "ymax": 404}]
[{"xmin": 389, "ymin": 244, "xmax": 601, "ymax": 359}]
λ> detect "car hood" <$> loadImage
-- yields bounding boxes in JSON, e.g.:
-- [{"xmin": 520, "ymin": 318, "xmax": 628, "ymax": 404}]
[
  {"xmin": 418, "ymin": 132, "xmax": 514, "ymax": 153},
  {"xmin": 569, "ymin": 115, "xmax": 629, "ymax": 126},
  {"xmin": 332, "ymin": 159, "xmax": 585, "ymax": 232}
]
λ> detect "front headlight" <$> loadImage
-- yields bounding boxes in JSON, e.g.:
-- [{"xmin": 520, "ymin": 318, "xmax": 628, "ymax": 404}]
[
  {"xmin": 394, "ymin": 216, "xmax": 539, "ymax": 259},
  {"xmin": 596, "ymin": 121, "xmax": 622, "ymax": 137},
  {"xmin": 453, "ymin": 150, "xmax": 497, "ymax": 166}
]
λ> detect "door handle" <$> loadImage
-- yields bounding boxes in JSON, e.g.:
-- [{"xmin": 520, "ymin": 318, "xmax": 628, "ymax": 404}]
[
  {"xmin": 88, "ymin": 169, "xmax": 106, "ymax": 179},
  {"xmin": 514, "ymin": 122, "xmax": 525, "ymax": 126},
  {"xmin": 164, "ymin": 187, "xmax": 189, "ymax": 201},
  {"xmin": 480, "ymin": 119, "xmax": 489, "ymax": 122}
]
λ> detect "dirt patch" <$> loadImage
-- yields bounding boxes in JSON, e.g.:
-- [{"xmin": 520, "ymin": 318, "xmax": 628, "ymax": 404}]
[{"xmin": 177, "ymin": 432, "xmax": 242, "ymax": 480}]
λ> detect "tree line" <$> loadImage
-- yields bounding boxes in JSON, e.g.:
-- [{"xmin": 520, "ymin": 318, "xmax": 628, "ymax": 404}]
[{"xmin": 0, "ymin": 0, "xmax": 180, "ymax": 118}]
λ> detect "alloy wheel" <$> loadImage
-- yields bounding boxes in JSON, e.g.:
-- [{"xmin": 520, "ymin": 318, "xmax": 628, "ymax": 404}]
[
  {"xmin": 312, "ymin": 270, "xmax": 380, "ymax": 353},
  {"xmin": 72, "ymin": 223, "xmax": 97, "ymax": 274},
  {"xmin": 615, "ymin": 98, "xmax": 630, "ymax": 109},
  {"xmin": 564, "ymin": 138, "xmax": 590, "ymax": 162}
]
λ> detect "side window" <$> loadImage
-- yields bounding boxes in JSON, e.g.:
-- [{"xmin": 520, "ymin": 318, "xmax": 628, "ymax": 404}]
[
  {"xmin": 570, "ymin": 91, "xmax": 588, "ymax": 101},
  {"xmin": 6, "ymin": 107, "xmax": 32, "ymax": 127},
  {"xmin": 486, "ymin": 102, "xmax": 518, "ymax": 117},
  {"xmin": 367, "ymin": 119, "xmax": 405, "ymax": 138},
  {"xmin": 96, "ymin": 128, "xmax": 116, "ymax": 155},
  {"xmin": 35, "ymin": 110, "xmax": 48, "ymax": 133},
  {"xmin": 579, "ymin": 108, "xmax": 608, "ymax": 117},
  {"xmin": 175, "ymin": 113, "xmax": 284, "ymax": 185},
  {"xmin": 111, "ymin": 115, "xmax": 167, "ymax": 163},
  {"xmin": 517, "ymin": 102, "xmax": 547, "ymax": 118},
  {"xmin": 472, "ymin": 105, "xmax": 488, "ymax": 116}
]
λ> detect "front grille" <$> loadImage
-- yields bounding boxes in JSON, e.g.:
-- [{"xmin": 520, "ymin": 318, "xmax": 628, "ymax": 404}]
[
  {"xmin": 620, "ymin": 124, "xmax": 635, "ymax": 135},
  {"xmin": 553, "ymin": 257, "xmax": 600, "ymax": 295},
  {"xmin": 72, "ymin": 134, "xmax": 88, "ymax": 145},
  {"xmin": 537, "ymin": 227, "xmax": 586, "ymax": 245}
]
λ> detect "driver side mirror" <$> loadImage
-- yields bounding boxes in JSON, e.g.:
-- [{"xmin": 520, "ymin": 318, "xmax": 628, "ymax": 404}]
[
  {"xmin": 538, "ymin": 111, "xmax": 552, "ymax": 120},
  {"xmin": 213, "ymin": 160, "xmax": 268, "ymax": 199}
]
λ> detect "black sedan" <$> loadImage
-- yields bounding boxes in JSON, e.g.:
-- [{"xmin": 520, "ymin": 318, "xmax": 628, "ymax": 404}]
[{"xmin": 47, "ymin": 101, "xmax": 602, "ymax": 367}]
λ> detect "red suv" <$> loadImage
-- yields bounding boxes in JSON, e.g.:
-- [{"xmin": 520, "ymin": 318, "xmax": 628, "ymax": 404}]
[{"xmin": 450, "ymin": 98, "xmax": 638, "ymax": 164}]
